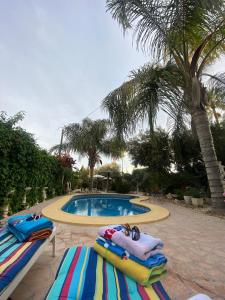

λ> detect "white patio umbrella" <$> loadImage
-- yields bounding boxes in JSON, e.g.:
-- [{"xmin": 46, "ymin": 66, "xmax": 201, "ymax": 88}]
[{"xmin": 93, "ymin": 174, "xmax": 106, "ymax": 179}]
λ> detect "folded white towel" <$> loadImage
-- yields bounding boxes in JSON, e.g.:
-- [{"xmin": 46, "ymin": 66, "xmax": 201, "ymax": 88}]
[{"xmin": 98, "ymin": 225, "xmax": 163, "ymax": 260}]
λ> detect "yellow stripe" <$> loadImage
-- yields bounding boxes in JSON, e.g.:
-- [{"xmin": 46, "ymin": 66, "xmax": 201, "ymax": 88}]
[
  {"xmin": 76, "ymin": 248, "xmax": 89, "ymax": 300},
  {"xmin": 0, "ymin": 242, "xmax": 31, "ymax": 274},
  {"xmin": 113, "ymin": 267, "xmax": 121, "ymax": 300},
  {"xmin": 94, "ymin": 255, "xmax": 103, "ymax": 300},
  {"xmin": 144, "ymin": 285, "xmax": 160, "ymax": 300}
]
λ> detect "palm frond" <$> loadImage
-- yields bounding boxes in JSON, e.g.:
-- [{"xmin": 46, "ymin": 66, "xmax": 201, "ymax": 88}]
[
  {"xmin": 49, "ymin": 142, "xmax": 71, "ymax": 154},
  {"xmin": 0, "ymin": 111, "xmax": 25, "ymax": 127},
  {"xmin": 106, "ymin": 0, "xmax": 225, "ymax": 73},
  {"xmin": 206, "ymin": 72, "xmax": 225, "ymax": 90},
  {"xmin": 103, "ymin": 61, "xmax": 186, "ymax": 136}
]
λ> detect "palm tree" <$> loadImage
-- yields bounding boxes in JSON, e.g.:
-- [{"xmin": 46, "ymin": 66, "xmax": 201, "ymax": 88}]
[
  {"xmin": 103, "ymin": 62, "xmax": 187, "ymax": 135},
  {"xmin": 52, "ymin": 118, "xmax": 124, "ymax": 191},
  {"xmin": 105, "ymin": 0, "xmax": 225, "ymax": 210},
  {"xmin": 206, "ymin": 73, "xmax": 225, "ymax": 124}
]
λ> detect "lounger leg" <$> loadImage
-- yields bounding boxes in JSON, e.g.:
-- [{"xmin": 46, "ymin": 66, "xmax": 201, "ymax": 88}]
[{"xmin": 51, "ymin": 236, "xmax": 56, "ymax": 257}]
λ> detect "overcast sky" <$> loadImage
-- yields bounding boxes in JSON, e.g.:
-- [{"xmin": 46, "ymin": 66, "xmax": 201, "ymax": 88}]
[{"xmin": 1, "ymin": 1, "xmax": 225, "ymax": 172}]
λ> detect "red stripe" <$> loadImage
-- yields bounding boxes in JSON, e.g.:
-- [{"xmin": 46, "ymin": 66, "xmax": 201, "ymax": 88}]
[
  {"xmin": 137, "ymin": 284, "xmax": 150, "ymax": 300},
  {"xmin": 2, "ymin": 243, "xmax": 34, "ymax": 275},
  {"xmin": 153, "ymin": 282, "xmax": 165, "ymax": 300},
  {"xmin": 59, "ymin": 247, "xmax": 82, "ymax": 299},
  {"xmin": 0, "ymin": 243, "xmax": 27, "ymax": 266}
]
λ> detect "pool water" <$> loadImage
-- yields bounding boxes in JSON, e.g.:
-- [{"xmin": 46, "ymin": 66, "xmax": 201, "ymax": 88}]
[{"xmin": 62, "ymin": 194, "xmax": 150, "ymax": 217}]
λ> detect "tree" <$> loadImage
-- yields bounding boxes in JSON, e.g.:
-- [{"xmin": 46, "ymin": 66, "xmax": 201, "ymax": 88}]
[
  {"xmin": 105, "ymin": 0, "xmax": 225, "ymax": 210},
  {"xmin": 129, "ymin": 129, "xmax": 171, "ymax": 172},
  {"xmin": 0, "ymin": 112, "xmax": 73, "ymax": 213},
  {"xmin": 52, "ymin": 118, "xmax": 124, "ymax": 191},
  {"xmin": 95, "ymin": 162, "xmax": 121, "ymax": 177},
  {"xmin": 171, "ymin": 130, "xmax": 202, "ymax": 172},
  {"xmin": 211, "ymin": 120, "xmax": 225, "ymax": 166},
  {"xmin": 103, "ymin": 62, "xmax": 184, "ymax": 136},
  {"xmin": 206, "ymin": 73, "xmax": 225, "ymax": 124}
]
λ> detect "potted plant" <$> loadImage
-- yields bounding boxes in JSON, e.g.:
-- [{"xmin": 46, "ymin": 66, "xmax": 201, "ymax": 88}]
[
  {"xmin": 190, "ymin": 188, "xmax": 204, "ymax": 207},
  {"xmin": 174, "ymin": 189, "xmax": 184, "ymax": 203},
  {"xmin": 183, "ymin": 188, "xmax": 192, "ymax": 205}
]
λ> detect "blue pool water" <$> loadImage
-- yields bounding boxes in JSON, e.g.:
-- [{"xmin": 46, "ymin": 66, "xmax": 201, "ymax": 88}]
[{"xmin": 62, "ymin": 194, "xmax": 150, "ymax": 217}]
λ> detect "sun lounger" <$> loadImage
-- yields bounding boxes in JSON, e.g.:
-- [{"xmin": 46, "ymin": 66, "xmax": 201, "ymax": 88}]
[
  {"xmin": 45, "ymin": 246, "xmax": 170, "ymax": 300},
  {"xmin": 0, "ymin": 226, "xmax": 56, "ymax": 300}
]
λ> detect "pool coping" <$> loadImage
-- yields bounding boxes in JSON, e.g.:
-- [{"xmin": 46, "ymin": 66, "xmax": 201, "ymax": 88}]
[{"xmin": 42, "ymin": 193, "xmax": 170, "ymax": 226}]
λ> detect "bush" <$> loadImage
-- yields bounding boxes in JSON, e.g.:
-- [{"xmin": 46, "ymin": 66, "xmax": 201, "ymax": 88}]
[
  {"xmin": 174, "ymin": 189, "xmax": 184, "ymax": 200},
  {"xmin": 112, "ymin": 176, "xmax": 132, "ymax": 194},
  {"xmin": 188, "ymin": 187, "xmax": 204, "ymax": 198},
  {"xmin": 0, "ymin": 112, "xmax": 76, "ymax": 215}
]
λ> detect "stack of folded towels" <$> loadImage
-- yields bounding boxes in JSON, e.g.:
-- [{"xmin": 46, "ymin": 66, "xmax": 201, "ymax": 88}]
[
  {"xmin": 94, "ymin": 224, "xmax": 167, "ymax": 286},
  {"xmin": 7, "ymin": 214, "xmax": 53, "ymax": 242}
]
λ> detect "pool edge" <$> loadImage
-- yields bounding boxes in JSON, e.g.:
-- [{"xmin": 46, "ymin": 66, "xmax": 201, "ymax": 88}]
[{"xmin": 42, "ymin": 193, "xmax": 170, "ymax": 226}]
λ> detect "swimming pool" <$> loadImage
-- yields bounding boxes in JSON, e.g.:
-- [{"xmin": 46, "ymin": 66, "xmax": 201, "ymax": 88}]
[
  {"xmin": 62, "ymin": 194, "xmax": 150, "ymax": 217},
  {"xmin": 42, "ymin": 193, "xmax": 170, "ymax": 225}
]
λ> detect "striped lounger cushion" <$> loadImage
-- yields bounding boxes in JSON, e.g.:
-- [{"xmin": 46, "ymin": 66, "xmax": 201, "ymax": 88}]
[
  {"xmin": 46, "ymin": 246, "xmax": 170, "ymax": 300},
  {"xmin": 0, "ymin": 226, "xmax": 44, "ymax": 295}
]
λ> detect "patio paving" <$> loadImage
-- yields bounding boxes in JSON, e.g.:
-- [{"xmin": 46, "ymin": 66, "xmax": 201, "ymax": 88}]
[{"xmin": 8, "ymin": 196, "xmax": 225, "ymax": 300}]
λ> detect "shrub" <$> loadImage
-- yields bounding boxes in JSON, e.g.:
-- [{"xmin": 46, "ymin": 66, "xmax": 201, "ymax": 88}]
[
  {"xmin": 0, "ymin": 112, "xmax": 76, "ymax": 215},
  {"xmin": 112, "ymin": 177, "xmax": 132, "ymax": 194},
  {"xmin": 189, "ymin": 187, "xmax": 203, "ymax": 198},
  {"xmin": 174, "ymin": 189, "xmax": 184, "ymax": 200}
]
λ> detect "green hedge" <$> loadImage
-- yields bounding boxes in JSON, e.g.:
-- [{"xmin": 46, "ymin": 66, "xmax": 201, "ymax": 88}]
[{"xmin": 0, "ymin": 113, "xmax": 75, "ymax": 215}]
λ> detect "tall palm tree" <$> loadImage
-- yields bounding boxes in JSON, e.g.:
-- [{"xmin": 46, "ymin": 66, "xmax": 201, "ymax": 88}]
[
  {"xmin": 52, "ymin": 118, "xmax": 124, "ymax": 191},
  {"xmin": 105, "ymin": 0, "xmax": 225, "ymax": 210}
]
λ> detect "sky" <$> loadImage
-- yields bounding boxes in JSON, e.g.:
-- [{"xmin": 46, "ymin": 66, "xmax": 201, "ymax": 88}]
[{"xmin": 1, "ymin": 1, "xmax": 225, "ymax": 172}]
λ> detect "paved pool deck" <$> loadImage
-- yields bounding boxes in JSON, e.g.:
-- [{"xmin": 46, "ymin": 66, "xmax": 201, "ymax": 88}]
[{"xmin": 8, "ymin": 196, "xmax": 225, "ymax": 300}]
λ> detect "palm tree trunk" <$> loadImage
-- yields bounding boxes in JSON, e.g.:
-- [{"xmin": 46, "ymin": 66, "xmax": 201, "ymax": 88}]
[
  {"xmin": 89, "ymin": 166, "xmax": 94, "ymax": 192},
  {"xmin": 192, "ymin": 108, "xmax": 225, "ymax": 211}
]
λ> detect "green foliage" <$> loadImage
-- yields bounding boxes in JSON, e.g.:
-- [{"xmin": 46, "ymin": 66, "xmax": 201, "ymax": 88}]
[
  {"xmin": 174, "ymin": 189, "xmax": 184, "ymax": 200},
  {"xmin": 112, "ymin": 175, "xmax": 132, "ymax": 194},
  {"xmin": 129, "ymin": 129, "xmax": 171, "ymax": 172},
  {"xmin": 211, "ymin": 121, "xmax": 225, "ymax": 165},
  {"xmin": 103, "ymin": 63, "xmax": 184, "ymax": 138},
  {"xmin": 95, "ymin": 162, "xmax": 121, "ymax": 178},
  {"xmin": 106, "ymin": 0, "xmax": 225, "ymax": 210},
  {"xmin": 130, "ymin": 168, "xmax": 150, "ymax": 192},
  {"xmin": 77, "ymin": 167, "xmax": 89, "ymax": 190},
  {"xmin": 128, "ymin": 128, "xmax": 208, "ymax": 194},
  {"xmin": 52, "ymin": 118, "xmax": 124, "ymax": 190},
  {"xmin": 171, "ymin": 130, "xmax": 202, "ymax": 172},
  {"xmin": 188, "ymin": 187, "xmax": 204, "ymax": 198},
  {"xmin": 0, "ymin": 112, "xmax": 75, "ymax": 214}
]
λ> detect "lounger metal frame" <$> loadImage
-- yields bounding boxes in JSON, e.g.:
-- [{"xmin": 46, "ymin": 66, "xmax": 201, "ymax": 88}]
[{"xmin": 0, "ymin": 227, "xmax": 56, "ymax": 300}]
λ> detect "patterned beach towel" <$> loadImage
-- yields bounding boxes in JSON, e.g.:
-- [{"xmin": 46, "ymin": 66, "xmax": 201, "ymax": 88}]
[
  {"xmin": 0, "ymin": 226, "xmax": 44, "ymax": 295},
  {"xmin": 94, "ymin": 242, "xmax": 167, "ymax": 286},
  {"xmin": 46, "ymin": 246, "xmax": 170, "ymax": 300}
]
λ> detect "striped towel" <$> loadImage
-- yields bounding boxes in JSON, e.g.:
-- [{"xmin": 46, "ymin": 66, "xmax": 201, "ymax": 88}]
[
  {"xmin": 7, "ymin": 214, "xmax": 53, "ymax": 242},
  {"xmin": 0, "ymin": 226, "xmax": 44, "ymax": 294},
  {"xmin": 46, "ymin": 246, "xmax": 170, "ymax": 300},
  {"xmin": 94, "ymin": 242, "xmax": 167, "ymax": 286},
  {"xmin": 27, "ymin": 228, "xmax": 52, "ymax": 242},
  {"xmin": 96, "ymin": 237, "xmax": 167, "ymax": 268}
]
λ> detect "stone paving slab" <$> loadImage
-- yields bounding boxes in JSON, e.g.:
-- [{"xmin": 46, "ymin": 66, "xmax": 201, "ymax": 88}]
[{"xmin": 9, "ymin": 196, "xmax": 225, "ymax": 300}]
